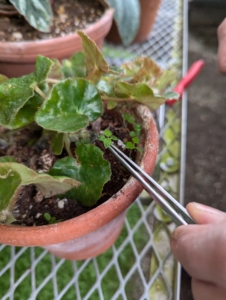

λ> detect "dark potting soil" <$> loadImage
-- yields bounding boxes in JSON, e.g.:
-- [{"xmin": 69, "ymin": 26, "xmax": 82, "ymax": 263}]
[
  {"xmin": 0, "ymin": 108, "xmax": 137, "ymax": 226},
  {"xmin": 0, "ymin": 0, "xmax": 105, "ymax": 42}
]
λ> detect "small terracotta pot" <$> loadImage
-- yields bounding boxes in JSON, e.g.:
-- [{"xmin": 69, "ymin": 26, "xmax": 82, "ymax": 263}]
[
  {"xmin": 0, "ymin": 9, "xmax": 114, "ymax": 78},
  {"xmin": 107, "ymin": 0, "xmax": 162, "ymax": 45},
  {"xmin": 0, "ymin": 105, "xmax": 158, "ymax": 260}
]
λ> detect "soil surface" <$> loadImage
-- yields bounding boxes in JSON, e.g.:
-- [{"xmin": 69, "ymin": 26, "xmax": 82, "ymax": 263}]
[
  {"xmin": 180, "ymin": 8, "xmax": 226, "ymax": 300},
  {"xmin": 0, "ymin": 0, "xmax": 105, "ymax": 41},
  {"xmin": 0, "ymin": 108, "xmax": 136, "ymax": 226}
]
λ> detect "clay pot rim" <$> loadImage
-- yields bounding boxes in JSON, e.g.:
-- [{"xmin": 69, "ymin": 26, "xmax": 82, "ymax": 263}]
[
  {"xmin": 0, "ymin": 8, "xmax": 114, "ymax": 68},
  {"xmin": 0, "ymin": 105, "xmax": 158, "ymax": 247},
  {"xmin": 0, "ymin": 8, "xmax": 114, "ymax": 47}
]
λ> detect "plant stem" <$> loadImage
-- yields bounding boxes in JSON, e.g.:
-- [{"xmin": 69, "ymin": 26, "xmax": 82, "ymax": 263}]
[
  {"xmin": 46, "ymin": 78, "xmax": 60, "ymax": 84},
  {"xmin": 34, "ymin": 86, "xmax": 46, "ymax": 99},
  {"xmin": 64, "ymin": 134, "xmax": 73, "ymax": 157}
]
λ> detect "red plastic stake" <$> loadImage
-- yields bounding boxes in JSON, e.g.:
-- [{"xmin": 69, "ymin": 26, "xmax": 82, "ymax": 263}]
[{"xmin": 166, "ymin": 59, "xmax": 205, "ymax": 106}]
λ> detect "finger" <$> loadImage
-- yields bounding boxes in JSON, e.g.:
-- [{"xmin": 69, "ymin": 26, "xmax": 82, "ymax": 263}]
[
  {"xmin": 186, "ymin": 202, "xmax": 226, "ymax": 224},
  {"xmin": 192, "ymin": 278, "xmax": 226, "ymax": 300},
  {"xmin": 171, "ymin": 222, "xmax": 226, "ymax": 289},
  {"xmin": 217, "ymin": 18, "xmax": 226, "ymax": 73}
]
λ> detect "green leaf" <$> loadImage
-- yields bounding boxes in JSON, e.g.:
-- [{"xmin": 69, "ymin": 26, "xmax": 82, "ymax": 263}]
[
  {"xmin": 134, "ymin": 123, "xmax": 142, "ymax": 136},
  {"xmin": 111, "ymin": 135, "xmax": 118, "ymax": 141},
  {"xmin": 132, "ymin": 136, "xmax": 139, "ymax": 144},
  {"xmin": 0, "ymin": 74, "xmax": 8, "ymax": 83},
  {"xmin": 35, "ymin": 78, "xmax": 103, "ymax": 133},
  {"xmin": 0, "ymin": 74, "xmax": 36, "ymax": 126},
  {"xmin": 0, "ymin": 163, "xmax": 81, "ymax": 212},
  {"xmin": 96, "ymin": 77, "xmax": 118, "ymax": 110},
  {"xmin": 104, "ymin": 129, "xmax": 112, "ymax": 137},
  {"xmin": 5, "ymin": 82, "xmax": 47, "ymax": 129},
  {"xmin": 130, "ymin": 131, "xmax": 136, "ymax": 138},
  {"xmin": 0, "ymin": 212, "xmax": 16, "ymax": 224},
  {"xmin": 107, "ymin": 101, "xmax": 117, "ymax": 110},
  {"xmin": 136, "ymin": 146, "xmax": 142, "ymax": 152},
  {"xmin": 35, "ymin": 55, "xmax": 54, "ymax": 83},
  {"xmin": 121, "ymin": 57, "xmax": 162, "ymax": 84},
  {"xmin": 155, "ymin": 69, "xmax": 178, "ymax": 93},
  {"xmin": 51, "ymin": 132, "xmax": 64, "ymax": 155},
  {"xmin": 96, "ymin": 78, "xmax": 115, "ymax": 97},
  {"xmin": 126, "ymin": 142, "xmax": 135, "ymax": 149},
  {"xmin": 115, "ymin": 82, "xmax": 166, "ymax": 110},
  {"xmin": 0, "ymin": 165, "xmax": 21, "ymax": 211},
  {"xmin": 103, "ymin": 138, "xmax": 112, "ymax": 148},
  {"xmin": 106, "ymin": 0, "xmax": 140, "ymax": 46},
  {"xmin": 62, "ymin": 52, "xmax": 86, "ymax": 78},
  {"xmin": 123, "ymin": 113, "xmax": 135, "ymax": 124},
  {"xmin": 9, "ymin": 0, "xmax": 53, "ymax": 32},
  {"xmin": 44, "ymin": 212, "xmax": 51, "ymax": 221},
  {"xmin": 49, "ymin": 144, "xmax": 111, "ymax": 206},
  {"xmin": 0, "ymin": 157, "xmax": 17, "ymax": 163},
  {"xmin": 47, "ymin": 59, "xmax": 64, "ymax": 80},
  {"xmin": 77, "ymin": 31, "xmax": 109, "ymax": 80},
  {"xmin": 5, "ymin": 106, "xmax": 35, "ymax": 129},
  {"xmin": 98, "ymin": 135, "xmax": 105, "ymax": 142}
]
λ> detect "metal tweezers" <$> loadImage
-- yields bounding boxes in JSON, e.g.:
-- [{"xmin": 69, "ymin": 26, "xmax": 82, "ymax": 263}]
[{"xmin": 109, "ymin": 145, "xmax": 195, "ymax": 226}]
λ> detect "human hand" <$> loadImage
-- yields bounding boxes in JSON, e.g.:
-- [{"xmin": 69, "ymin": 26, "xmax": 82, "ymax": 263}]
[
  {"xmin": 170, "ymin": 202, "xmax": 226, "ymax": 300},
  {"xmin": 217, "ymin": 18, "xmax": 226, "ymax": 73}
]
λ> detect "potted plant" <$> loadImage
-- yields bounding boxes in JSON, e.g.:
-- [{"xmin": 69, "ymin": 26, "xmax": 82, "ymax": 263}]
[
  {"xmin": 0, "ymin": 0, "xmax": 114, "ymax": 77},
  {"xmin": 106, "ymin": 0, "xmax": 162, "ymax": 46},
  {"xmin": 0, "ymin": 31, "xmax": 178, "ymax": 260}
]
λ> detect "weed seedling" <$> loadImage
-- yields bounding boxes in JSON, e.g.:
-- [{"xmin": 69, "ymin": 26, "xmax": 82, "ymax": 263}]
[
  {"xmin": 123, "ymin": 113, "xmax": 142, "ymax": 152},
  {"xmin": 44, "ymin": 213, "xmax": 60, "ymax": 224},
  {"xmin": 99, "ymin": 129, "xmax": 118, "ymax": 148}
]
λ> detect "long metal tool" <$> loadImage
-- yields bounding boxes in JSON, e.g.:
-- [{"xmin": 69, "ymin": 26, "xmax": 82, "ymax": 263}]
[{"xmin": 109, "ymin": 144, "xmax": 195, "ymax": 226}]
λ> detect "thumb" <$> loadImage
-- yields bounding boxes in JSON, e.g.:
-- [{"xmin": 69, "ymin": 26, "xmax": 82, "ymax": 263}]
[
  {"xmin": 186, "ymin": 202, "xmax": 226, "ymax": 224},
  {"xmin": 170, "ymin": 203, "xmax": 226, "ymax": 288}
]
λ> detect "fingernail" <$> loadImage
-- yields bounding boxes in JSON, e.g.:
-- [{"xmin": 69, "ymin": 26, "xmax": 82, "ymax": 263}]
[{"xmin": 190, "ymin": 202, "xmax": 224, "ymax": 215}]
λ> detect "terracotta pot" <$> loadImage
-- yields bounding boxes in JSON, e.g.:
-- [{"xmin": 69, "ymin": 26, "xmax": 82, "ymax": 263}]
[
  {"xmin": 0, "ymin": 9, "xmax": 114, "ymax": 78},
  {"xmin": 0, "ymin": 105, "xmax": 158, "ymax": 260},
  {"xmin": 107, "ymin": 0, "xmax": 162, "ymax": 45}
]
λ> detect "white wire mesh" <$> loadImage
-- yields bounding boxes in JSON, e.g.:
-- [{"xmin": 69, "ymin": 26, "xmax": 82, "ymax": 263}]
[{"xmin": 0, "ymin": 0, "xmax": 186, "ymax": 299}]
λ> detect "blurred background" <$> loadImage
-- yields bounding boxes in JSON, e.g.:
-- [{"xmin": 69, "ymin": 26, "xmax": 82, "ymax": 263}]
[{"xmin": 182, "ymin": 0, "xmax": 226, "ymax": 298}]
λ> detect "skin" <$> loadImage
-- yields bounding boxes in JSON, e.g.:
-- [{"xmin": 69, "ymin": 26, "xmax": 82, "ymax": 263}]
[
  {"xmin": 217, "ymin": 18, "xmax": 226, "ymax": 74},
  {"xmin": 171, "ymin": 203, "xmax": 226, "ymax": 300},
  {"xmin": 170, "ymin": 19, "xmax": 226, "ymax": 299}
]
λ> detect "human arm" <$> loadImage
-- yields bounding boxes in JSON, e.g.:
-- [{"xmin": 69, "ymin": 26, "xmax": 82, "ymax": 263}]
[{"xmin": 170, "ymin": 202, "xmax": 226, "ymax": 300}]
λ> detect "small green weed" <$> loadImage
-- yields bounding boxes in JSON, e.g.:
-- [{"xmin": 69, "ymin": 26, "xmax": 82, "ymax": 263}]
[
  {"xmin": 98, "ymin": 129, "xmax": 118, "ymax": 148},
  {"xmin": 43, "ymin": 213, "xmax": 60, "ymax": 224},
  {"xmin": 123, "ymin": 113, "xmax": 142, "ymax": 152}
]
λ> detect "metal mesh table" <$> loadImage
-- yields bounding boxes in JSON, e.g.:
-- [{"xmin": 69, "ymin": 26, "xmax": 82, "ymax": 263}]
[{"xmin": 0, "ymin": 0, "xmax": 188, "ymax": 299}]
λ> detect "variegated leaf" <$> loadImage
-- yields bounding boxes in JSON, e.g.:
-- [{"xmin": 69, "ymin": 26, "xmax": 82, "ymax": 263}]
[{"xmin": 9, "ymin": 0, "xmax": 53, "ymax": 32}]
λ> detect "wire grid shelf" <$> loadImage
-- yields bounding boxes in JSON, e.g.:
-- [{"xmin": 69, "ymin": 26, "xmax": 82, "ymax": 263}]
[{"xmin": 0, "ymin": 0, "xmax": 187, "ymax": 299}]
